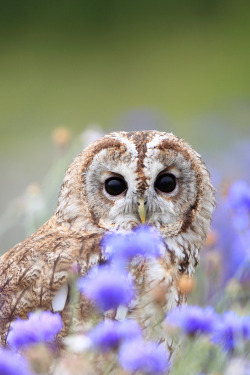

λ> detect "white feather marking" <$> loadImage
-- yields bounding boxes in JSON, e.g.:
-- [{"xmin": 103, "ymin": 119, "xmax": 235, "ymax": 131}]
[
  {"xmin": 146, "ymin": 132, "xmax": 169, "ymax": 150},
  {"xmin": 52, "ymin": 283, "xmax": 68, "ymax": 312},
  {"xmin": 88, "ymin": 253, "xmax": 100, "ymax": 267},
  {"xmin": 115, "ymin": 305, "xmax": 128, "ymax": 321}
]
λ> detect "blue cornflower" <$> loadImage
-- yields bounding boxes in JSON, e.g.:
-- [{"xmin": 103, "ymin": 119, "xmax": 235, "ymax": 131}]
[
  {"xmin": 117, "ymin": 319, "xmax": 142, "ymax": 341},
  {"xmin": 89, "ymin": 320, "xmax": 120, "ymax": 351},
  {"xmin": 212, "ymin": 311, "xmax": 250, "ymax": 352},
  {"xmin": 166, "ymin": 305, "xmax": 218, "ymax": 336},
  {"xmin": 231, "ymin": 230, "xmax": 250, "ymax": 274},
  {"xmin": 119, "ymin": 339, "xmax": 170, "ymax": 374},
  {"xmin": 228, "ymin": 180, "xmax": 250, "ymax": 211},
  {"xmin": 78, "ymin": 265, "xmax": 134, "ymax": 311},
  {"xmin": 89, "ymin": 319, "xmax": 142, "ymax": 352},
  {"xmin": 7, "ymin": 310, "xmax": 63, "ymax": 350},
  {"xmin": 0, "ymin": 349, "xmax": 33, "ymax": 375},
  {"xmin": 102, "ymin": 226, "xmax": 165, "ymax": 264},
  {"xmin": 212, "ymin": 197, "xmax": 250, "ymax": 282},
  {"xmin": 232, "ymin": 209, "xmax": 249, "ymax": 230}
]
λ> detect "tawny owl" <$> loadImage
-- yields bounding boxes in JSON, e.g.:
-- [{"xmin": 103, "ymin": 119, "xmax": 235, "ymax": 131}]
[{"xmin": 0, "ymin": 131, "xmax": 215, "ymax": 349}]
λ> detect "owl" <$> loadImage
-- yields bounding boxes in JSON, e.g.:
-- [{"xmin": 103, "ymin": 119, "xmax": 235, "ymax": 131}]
[{"xmin": 0, "ymin": 131, "xmax": 215, "ymax": 351}]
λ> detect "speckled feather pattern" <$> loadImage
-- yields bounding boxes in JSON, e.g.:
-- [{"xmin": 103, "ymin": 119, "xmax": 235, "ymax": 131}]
[{"xmin": 0, "ymin": 131, "xmax": 215, "ymax": 349}]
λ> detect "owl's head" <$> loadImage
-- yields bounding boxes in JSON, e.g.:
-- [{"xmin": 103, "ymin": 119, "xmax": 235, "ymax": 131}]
[{"xmin": 57, "ymin": 131, "xmax": 215, "ymax": 273}]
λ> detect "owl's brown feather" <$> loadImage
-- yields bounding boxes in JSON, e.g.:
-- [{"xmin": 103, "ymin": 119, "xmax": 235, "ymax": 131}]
[{"xmin": 0, "ymin": 216, "xmax": 102, "ymax": 343}]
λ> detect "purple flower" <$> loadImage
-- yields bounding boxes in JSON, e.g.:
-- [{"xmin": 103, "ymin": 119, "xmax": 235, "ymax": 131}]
[
  {"xmin": 208, "ymin": 178, "xmax": 250, "ymax": 285},
  {"xmin": 0, "ymin": 349, "xmax": 33, "ymax": 375},
  {"xmin": 78, "ymin": 266, "xmax": 134, "ymax": 311},
  {"xmin": 119, "ymin": 339, "xmax": 170, "ymax": 374},
  {"xmin": 117, "ymin": 319, "xmax": 142, "ymax": 341},
  {"xmin": 89, "ymin": 320, "xmax": 120, "ymax": 351},
  {"xmin": 231, "ymin": 231, "xmax": 250, "ymax": 277},
  {"xmin": 212, "ymin": 311, "xmax": 250, "ymax": 352},
  {"xmin": 166, "ymin": 305, "xmax": 218, "ymax": 336},
  {"xmin": 228, "ymin": 180, "xmax": 250, "ymax": 211},
  {"xmin": 102, "ymin": 226, "xmax": 165, "ymax": 264},
  {"xmin": 89, "ymin": 319, "xmax": 142, "ymax": 352},
  {"xmin": 232, "ymin": 209, "xmax": 249, "ymax": 230},
  {"xmin": 7, "ymin": 311, "xmax": 63, "ymax": 350}
]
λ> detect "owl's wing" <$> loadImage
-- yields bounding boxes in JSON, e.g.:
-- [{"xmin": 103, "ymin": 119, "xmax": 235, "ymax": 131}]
[{"xmin": 0, "ymin": 216, "xmax": 102, "ymax": 343}]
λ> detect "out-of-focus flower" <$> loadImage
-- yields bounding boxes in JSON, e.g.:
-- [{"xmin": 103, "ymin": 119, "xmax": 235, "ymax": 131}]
[
  {"xmin": 224, "ymin": 358, "xmax": 250, "ymax": 375},
  {"xmin": 89, "ymin": 319, "xmax": 142, "ymax": 352},
  {"xmin": 119, "ymin": 339, "xmax": 170, "ymax": 374},
  {"xmin": 212, "ymin": 311, "xmax": 250, "ymax": 352},
  {"xmin": 89, "ymin": 320, "xmax": 120, "ymax": 352},
  {"xmin": 116, "ymin": 319, "xmax": 142, "ymax": 341},
  {"xmin": 0, "ymin": 349, "xmax": 33, "ymax": 375},
  {"xmin": 78, "ymin": 266, "xmax": 134, "ymax": 311},
  {"xmin": 230, "ymin": 231, "xmax": 250, "ymax": 278},
  {"xmin": 211, "ymin": 189, "xmax": 250, "ymax": 282},
  {"xmin": 52, "ymin": 127, "xmax": 71, "ymax": 148},
  {"xmin": 102, "ymin": 226, "xmax": 165, "ymax": 264},
  {"xmin": 7, "ymin": 311, "xmax": 63, "ymax": 350},
  {"xmin": 166, "ymin": 306, "xmax": 218, "ymax": 336},
  {"xmin": 63, "ymin": 334, "xmax": 92, "ymax": 353},
  {"xmin": 228, "ymin": 180, "xmax": 250, "ymax": 211},
  {"xmin": 228, "ymin": 180, "xmax": 250, "ymax": 231},
  {"xmin": 177, "ymin": 275, "xmax": 196, "ymax": 295},
  {"xmin": 232, "ymin": 209, "xmax": 249, "ymax": 230},
  {"xmin": 205, "ymin": 230, "xmax": 219, "ymax": 248},
  {"xmin": 26, "ymin": 183, "xmax": 41, "ymax": 197}
]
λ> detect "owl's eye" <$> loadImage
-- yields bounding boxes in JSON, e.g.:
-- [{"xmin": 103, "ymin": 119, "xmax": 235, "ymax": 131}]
[
  {"xmin": 154, "ymin": 173, "xmax": 176, "ymax": 193},
  {"xmin": 105, "ymin": 177, "xmax": 127, "ymax": 196}
]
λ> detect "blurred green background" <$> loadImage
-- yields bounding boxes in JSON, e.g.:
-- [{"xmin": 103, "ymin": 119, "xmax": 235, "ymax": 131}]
[{"xmin": 1, "ymin": 0, "xmax": 250, "ymax": 249}]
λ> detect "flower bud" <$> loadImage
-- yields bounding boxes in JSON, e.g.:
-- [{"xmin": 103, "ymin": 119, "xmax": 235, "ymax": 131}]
[{"xmin": 178, "ymin": 275, "xmax": 196, "ymax": 295}]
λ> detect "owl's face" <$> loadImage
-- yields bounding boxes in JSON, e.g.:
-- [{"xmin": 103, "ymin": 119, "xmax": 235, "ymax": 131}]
[
  {"xmin": 84, "ymin": 133, "xmax": 197, "ymax": 235},
  {"xmin": 57, "ymin": 131, "xmax": 215, "ymax": 254}
]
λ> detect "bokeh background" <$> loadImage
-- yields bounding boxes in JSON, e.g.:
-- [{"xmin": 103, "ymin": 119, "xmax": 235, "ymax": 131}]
[{"xmin": 1, "ymin": 0, "xmax": 250, "ymax": 252}]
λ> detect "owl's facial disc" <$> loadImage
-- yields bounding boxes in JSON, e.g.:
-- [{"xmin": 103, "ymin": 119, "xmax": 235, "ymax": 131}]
[
  {"xmin": 84, "ymin": 145, "xmax": 194, "ymax": 232},
  {"xmin": 85, "ymin": 152, "xmax": 185, "ymax": 232},
  {"xmin": 78, "ymin": 131, "xmax": 214, "ymax": 237}
]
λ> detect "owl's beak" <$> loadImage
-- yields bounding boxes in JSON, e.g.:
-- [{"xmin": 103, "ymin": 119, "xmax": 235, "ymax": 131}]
[{"xmin": 138, "ymin": 198, "xmax": 146, "ymax": 224}]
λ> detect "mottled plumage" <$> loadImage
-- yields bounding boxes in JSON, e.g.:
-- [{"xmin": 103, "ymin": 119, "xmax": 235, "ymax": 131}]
[{"xmin": 0, "ymin": 131, "xmax": 215, "ymax": 349}]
